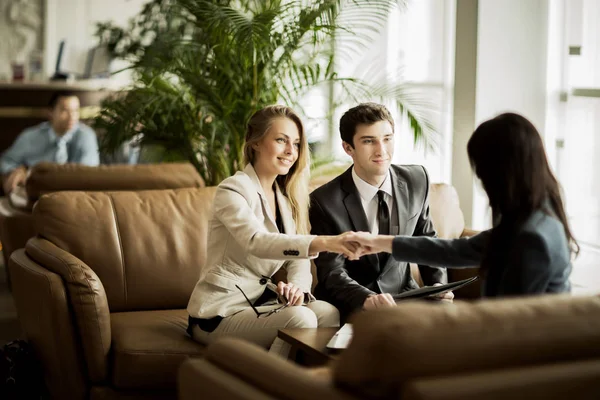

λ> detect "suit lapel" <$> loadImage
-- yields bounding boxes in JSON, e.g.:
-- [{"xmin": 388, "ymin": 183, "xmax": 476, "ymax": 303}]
[
  {"xmin": 380, "ymin": 167, "xmax": 410, "ymax": 276},
  {"xmin": 341, "ymin": 167, "xmax": 380, "ymax": 271},
  {"xmin": 390, "ymin": 166, "xmax": 410, "ymax": 235},
  {"xmin": 244, "ymin": 164, "xmax": 278, "ymax": 232}
]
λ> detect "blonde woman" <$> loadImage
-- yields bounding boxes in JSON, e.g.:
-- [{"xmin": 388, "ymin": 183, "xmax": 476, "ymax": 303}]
[{"xmin": 187, "ymin": 105, "xmax": 349, "ymax": 356}]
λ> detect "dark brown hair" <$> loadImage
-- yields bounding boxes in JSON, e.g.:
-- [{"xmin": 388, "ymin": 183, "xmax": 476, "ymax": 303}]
[
  {"xmin": 339, "ymin": 103, "xmax": 395, "ymax": 147},
  {"xmin": 467, "ymin": 112, "xmax": 579, "ymax": 265},
  {"xmin": 48, "ymin": 91, "xmax": 79, "ymax": 109}
]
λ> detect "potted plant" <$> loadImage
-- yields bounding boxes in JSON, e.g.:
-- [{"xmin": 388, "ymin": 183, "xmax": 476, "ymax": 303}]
[{"xmin": 94, "ymin": 0, "xmax": 435, "ymax": 185}]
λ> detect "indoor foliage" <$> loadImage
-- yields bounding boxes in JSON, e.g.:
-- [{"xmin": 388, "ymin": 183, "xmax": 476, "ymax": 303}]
[{"xmin": 94, "ymin": 0, "xmax": 435, "ymax": 185}]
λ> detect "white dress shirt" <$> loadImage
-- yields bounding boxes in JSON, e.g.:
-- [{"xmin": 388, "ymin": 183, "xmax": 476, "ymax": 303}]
[{"xmin": 351, "ymin": 167, "xmax": 393, "ymax": 234}]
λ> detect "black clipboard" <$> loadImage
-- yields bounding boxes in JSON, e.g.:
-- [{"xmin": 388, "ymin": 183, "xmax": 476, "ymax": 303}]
[{"xmin": 393, "ymin": 276, "xmax": 479, "ymax": 301}]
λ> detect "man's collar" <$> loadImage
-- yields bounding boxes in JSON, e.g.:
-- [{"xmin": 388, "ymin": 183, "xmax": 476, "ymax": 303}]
[
  {"xmin": 47, "ymin": 123, "xmax": 78, "ymax": 143},
  {"xmin": 351, "ymin": 167, "xmax": 392, "ymax": 203}
]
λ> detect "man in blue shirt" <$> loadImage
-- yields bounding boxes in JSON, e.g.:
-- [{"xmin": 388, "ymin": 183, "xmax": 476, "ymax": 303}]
[{"xmin": 1, "ymin": 91, "xmax": 99, "ymax": 194}]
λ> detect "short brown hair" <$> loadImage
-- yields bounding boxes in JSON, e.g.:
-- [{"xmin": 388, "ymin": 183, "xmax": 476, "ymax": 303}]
[
  {"xmin": 339, "ymin": 103, "xmax": 395, "ymax": 147},
  {"xmin": 49, "ymin": 91, "xmax": 79, "ymax": 109}
]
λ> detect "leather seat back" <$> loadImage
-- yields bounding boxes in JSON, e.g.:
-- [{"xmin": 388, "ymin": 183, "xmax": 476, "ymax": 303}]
[
  {"xmin": 26, "ymin": 162, "xmax": 204, "ymax": 205},
  {"xmin": 428, "ymin": 183, "xmax": 465, "ymax": 239},
  {"xmin": 32, "ymin": 187, "xmax": 217, "ymax": 312}
]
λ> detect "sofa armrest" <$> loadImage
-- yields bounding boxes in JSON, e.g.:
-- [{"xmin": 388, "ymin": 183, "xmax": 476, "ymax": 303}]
[
  {"xmin": 25, "ymin": 237, "xmax": 111, "ymax": 383},
  {"xmin": 402, "ymin": 359, "xmax": 600, "ymax": 400},
  {"xmin": 194, "ymin": 338, "xmax": 353, "ymax": 400},
  {"xmin": 9, "ymin": 249, "xmax": 88, "ymax": 400}
]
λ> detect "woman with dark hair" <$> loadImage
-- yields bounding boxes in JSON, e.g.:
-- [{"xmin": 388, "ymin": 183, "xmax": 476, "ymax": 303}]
[{"xmin": 348, "ymin": 113, "xmax": 578, "ymax": 297}]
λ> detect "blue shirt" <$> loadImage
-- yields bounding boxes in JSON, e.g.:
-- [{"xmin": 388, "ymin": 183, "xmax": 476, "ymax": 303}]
[{"xmin": 0, "ymin": 122, "xmax": 100, "ymax": 174}]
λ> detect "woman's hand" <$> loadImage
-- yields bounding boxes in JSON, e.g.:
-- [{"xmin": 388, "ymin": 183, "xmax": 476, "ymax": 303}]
[
  {"xmin": 309, "ymin": 232, "xmax": 363, "ymax": 260},
  {"xmin": 343, "ymin": 232, "xmax": 394, "ymax": 255},
  {"xmin": 277, "ymin": 281, "xmax": 304, "ymax": 306}
]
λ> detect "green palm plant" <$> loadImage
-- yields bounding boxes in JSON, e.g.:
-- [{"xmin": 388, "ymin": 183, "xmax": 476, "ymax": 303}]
[{"xmin": 94, "ymin": 0, "xmax": 436, "ymax": 185}]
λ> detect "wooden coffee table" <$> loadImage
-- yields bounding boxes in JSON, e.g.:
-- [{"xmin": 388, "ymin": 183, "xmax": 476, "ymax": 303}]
[{"xmin": 278, "ymin": 327, "xmax": 339, "ymax": 366}]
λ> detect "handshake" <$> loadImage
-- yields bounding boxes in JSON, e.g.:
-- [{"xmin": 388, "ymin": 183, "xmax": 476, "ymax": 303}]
[{"xmin": 326, "ymin": 231, "xmax": 394, "ymax": 261}]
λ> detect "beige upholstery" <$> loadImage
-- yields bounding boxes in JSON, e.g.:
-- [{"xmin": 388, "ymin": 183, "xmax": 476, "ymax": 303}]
[
  {"xmin": 0, "ymin": 162, "xmax": 203, "ymax": 283},
  {"xmin": 335, "ymin": 295, "xmax": 600, "ymax": 397},
  {"xmin": 25, "ymin": 162, "xmax": 204, "ymax": 205},
  {"xmin": 178, "ymin": 295, "xmax": 600, "ymax": 400},
  {"xmin": 9, "ymin": 187, "xmax": 217, "ymax": 399}
]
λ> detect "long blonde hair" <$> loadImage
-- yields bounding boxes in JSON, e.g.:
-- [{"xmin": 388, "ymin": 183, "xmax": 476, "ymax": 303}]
[{"xmin": 243, "ymin": 105, "xmax": 311, "ymax": 234}]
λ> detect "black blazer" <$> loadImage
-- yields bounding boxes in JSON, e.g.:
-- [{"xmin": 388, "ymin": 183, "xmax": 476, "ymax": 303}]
[
  {"xmin": 309, "ymin": 165, "xmax": 447, "ymax": 320},
  {"xmin": 391, "ymin": 210, "xmax": 572, "ymax": 297}
]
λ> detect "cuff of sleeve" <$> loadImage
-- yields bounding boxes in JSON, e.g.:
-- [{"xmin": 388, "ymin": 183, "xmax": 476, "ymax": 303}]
[{"xmin": 301, "ymin": 234, "xmax": 317, "ymax": 258}]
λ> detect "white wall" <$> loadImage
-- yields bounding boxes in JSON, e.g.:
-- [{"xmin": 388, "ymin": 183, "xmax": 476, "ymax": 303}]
[
  {"xmin": 44, "ymin": 0, "xmax": 148, "ymax": 80},
  {"xmin": 452, "ymin": 0, "xmax": 552, "ymax": 229}
]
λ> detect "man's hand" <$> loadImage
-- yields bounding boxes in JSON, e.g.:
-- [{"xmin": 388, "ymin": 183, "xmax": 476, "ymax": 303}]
[
  {"xmin": 343, "ymin": 231, "xmax": 394, "ymax": 257},
  {"xmin": 310, "ymin": 232, "xmax": 364, "ymax": 260},
  {"xmin": 431, "ymin": 283, "xmax": 454, "ymax": 303},
  {"xmin": 363, "ymin": 293, "xmax": 396, "ymax": 310},
  {"xmin": 3, "ymin": 167, "xmax": 27, "ymax": 194},
  {"xmin": 276, "ymin": 281, "xmax": 304, "ymax": 306}
]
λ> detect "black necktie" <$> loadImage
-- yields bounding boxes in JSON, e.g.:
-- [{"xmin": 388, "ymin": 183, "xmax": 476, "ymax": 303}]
[{"xmin": 377, "ymin": 190, "xmax": 390, "ymax": 266}]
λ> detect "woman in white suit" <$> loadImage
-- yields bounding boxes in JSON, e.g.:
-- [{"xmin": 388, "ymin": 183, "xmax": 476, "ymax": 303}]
[{"xmin": 187, "ymin": 105, "xmax": 351, "ymax": 356}]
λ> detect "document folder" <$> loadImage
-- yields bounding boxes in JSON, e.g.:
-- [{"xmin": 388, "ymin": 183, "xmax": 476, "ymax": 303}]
[{"xmin": 393, "ymin": 276, "xmax": 479, "ymax": 301}]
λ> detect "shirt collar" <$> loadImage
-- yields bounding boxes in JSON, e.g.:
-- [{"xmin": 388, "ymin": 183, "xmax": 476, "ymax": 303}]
[
  {"xmin": 47, "ymin": 123, "xmax": 77, "ymax": 144},
  {"xmin": 351, "ymin": 167, "xmax": 393, "ymax": 203}
]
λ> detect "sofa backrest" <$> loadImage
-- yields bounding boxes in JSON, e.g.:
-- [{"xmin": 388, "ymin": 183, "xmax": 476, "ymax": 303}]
[
  {"xmin": 31, "ymin": 187, "xmax": 217, "ymax": 312},
  {"xmin": 428, "ymin": 183, "xmax": 465, "ymax": 239},
  {"xmin": 26, "ymin": 162, "xmax": 204, "ymax": 204},
  {"xmin": 334, "ymin": 295, "xmax": 600, "ymax": 399}
]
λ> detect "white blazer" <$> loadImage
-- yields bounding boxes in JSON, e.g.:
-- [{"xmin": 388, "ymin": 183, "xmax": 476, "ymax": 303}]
[{"xmin": 187, "ymin": 164, "xmax": 316, "ymax": 319}]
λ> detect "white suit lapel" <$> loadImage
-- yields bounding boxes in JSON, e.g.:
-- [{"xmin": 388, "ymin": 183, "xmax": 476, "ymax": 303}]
[{"xmin": 243, "ymin": 164, "xmax": 278, "ymax": 232}]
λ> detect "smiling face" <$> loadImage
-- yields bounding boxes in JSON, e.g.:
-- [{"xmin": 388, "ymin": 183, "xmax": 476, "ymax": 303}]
[
  {"xmin": 343, "ymin": 120, "xmax": 394, "ymax": 186},
  {"xmin": 252, "ymin": 117, "xmax": 301, "ymax": 179}
]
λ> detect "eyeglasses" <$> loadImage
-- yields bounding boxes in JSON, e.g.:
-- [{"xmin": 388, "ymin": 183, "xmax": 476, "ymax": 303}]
[{"xmin": 235, "ymin": 284, "xmax": 289, "ymax": 318}]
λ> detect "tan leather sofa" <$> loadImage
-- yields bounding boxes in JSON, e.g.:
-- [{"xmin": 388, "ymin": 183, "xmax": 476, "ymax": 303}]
[
  {"xmin": 8, "ymin": 187, "xmax": 216, "ymax": 400},
  {"xmin": 179, "ymin": 295, "xmax": 600, "ymax": 400},
  {"xmin": 0, "ymin": 162, "xmax": 204, "ymax": 281},
  {"xmin": 7, "ymin": 180, "xmax": 477, "ymax": 399}
]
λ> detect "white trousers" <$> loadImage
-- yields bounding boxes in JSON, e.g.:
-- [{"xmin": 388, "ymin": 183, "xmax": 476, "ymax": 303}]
[{"xmin": 191, "ymin": 300, "xmax": 339, "ymax": 357}]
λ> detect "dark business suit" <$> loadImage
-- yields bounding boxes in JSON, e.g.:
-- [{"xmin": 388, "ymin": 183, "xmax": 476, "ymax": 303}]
[
  {"xmin": 391, "ymin": 209, "xmax": 572, "ymax": 297},
  {"xmin": 310, "ymin": 164, "xmax": 447, "ymax": 320}
]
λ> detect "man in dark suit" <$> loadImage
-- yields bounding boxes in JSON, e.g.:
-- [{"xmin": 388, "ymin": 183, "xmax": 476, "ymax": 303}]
[{"xmin": 310, "ymin": 103, "xmax": 451, "ymax": 321}]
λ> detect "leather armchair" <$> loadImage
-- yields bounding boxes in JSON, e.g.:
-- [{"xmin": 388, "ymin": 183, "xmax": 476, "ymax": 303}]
[
  {"xmin": 9, "ymin": 187, "xmax": 216, "ymax": 399},
  {"xmin": 0, "ymin": 162, "xmax": 204, "ymax": 285},
  {"xmin": 179, "ymin": 295, "xmax": 600, "ymax": 400}
]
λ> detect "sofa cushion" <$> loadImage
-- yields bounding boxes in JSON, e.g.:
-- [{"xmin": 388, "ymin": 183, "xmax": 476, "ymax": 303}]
[
  {"xmin": 111, "ymin": 309, "xmax": 205, "ymax": 389},
  {"xmin": 334, "ymin": 295, "xmax": 600, "ymax": 399}
]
